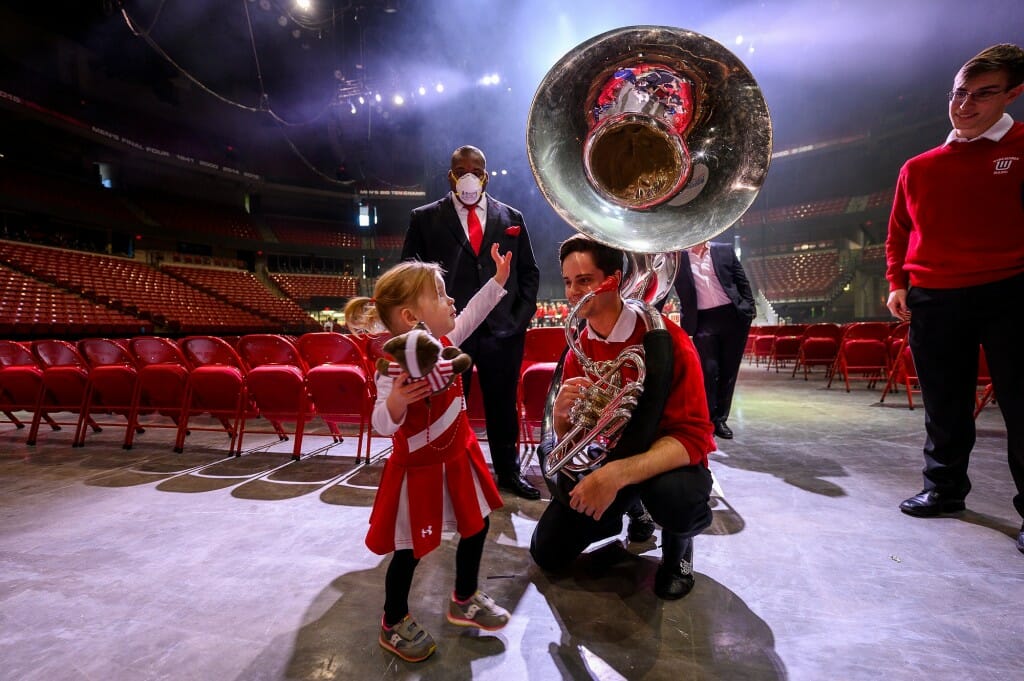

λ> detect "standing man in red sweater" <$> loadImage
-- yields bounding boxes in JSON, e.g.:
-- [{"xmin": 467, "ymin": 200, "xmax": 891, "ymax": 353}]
[{"xmin": 886, "ymin": 43, "xmax": 1024, "ymax": 554}]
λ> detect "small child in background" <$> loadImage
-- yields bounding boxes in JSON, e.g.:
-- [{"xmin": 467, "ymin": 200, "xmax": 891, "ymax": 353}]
[{"xmin": 342, "ymin": 243, "xmax": 513, "ymax": 663}]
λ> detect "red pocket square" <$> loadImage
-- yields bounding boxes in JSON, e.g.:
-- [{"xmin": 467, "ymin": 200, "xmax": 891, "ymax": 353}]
[{"xmin": 505, "ymin": 225, "xmax": 521, "ymax": 236}]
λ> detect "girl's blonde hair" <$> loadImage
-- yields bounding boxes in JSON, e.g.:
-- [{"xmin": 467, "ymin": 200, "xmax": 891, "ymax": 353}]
[{"xmin": 343, "ymin": 261, "xmax": 443, "ymax": 335}]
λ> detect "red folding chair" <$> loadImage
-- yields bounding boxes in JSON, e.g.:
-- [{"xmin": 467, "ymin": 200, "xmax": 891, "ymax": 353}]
[
  {"xmin": 0, "ymin": 340, "xmax": 54, "ymax": 433},
  {"xmin": 517, "ymin": 327, "xmax": 567, "ymax": 454},
  {"xmin": 236, "ymin": 334, "xmax": 314, "ymax": 460},
  {"xmin": 77, "ymin": 338, "xmax": 140, "ymax": 448},
  {"xmin": 751, "ymin": 326, "xmax": 780, "ymax": 367},
  {"xmin": 126, "ymin": 337, "xmax": 192, "ymax": 449},
  {"xmin": 828, "ymin": 322, "xmax": 891, "ymax": 391},
  {"xmin": 177, "ymin": 336, "xmax": 254, "ymax": 455},
  {"xmin": 297, "ymin": 332, "xmax": 372, "ymax": 461},
  {"xmin": 767, "ymin": 325, "xmax": 806, "ymax": 373},
  {"xmin": 880, "ymin": 336, "xmax": 920, "ymax": 409},
  {"xmin": 975, "ymin": 347, "xmax": 995, "ymax": 418},
  {"xmin": 791, "ymin": 323, "xmax": 842, "ymax": 380},
  {"xmin": 27, "ymin": 339, "xmax": 98, "ymax": 446}
]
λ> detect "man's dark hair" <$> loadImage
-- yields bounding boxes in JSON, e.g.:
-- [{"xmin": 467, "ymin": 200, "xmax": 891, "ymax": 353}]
[
  {"xmin": 961, "ymin": 43, "xmax": 1024, "ymax": 88},
  {"xmin": 558, "ymin": 234, "xmax": 624, "ymax": 277}
]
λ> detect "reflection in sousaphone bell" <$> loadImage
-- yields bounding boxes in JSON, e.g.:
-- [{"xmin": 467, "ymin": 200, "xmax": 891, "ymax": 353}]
[{"xmin": 527, "ymin": 24, "xmax": 773, "ymax": 254}]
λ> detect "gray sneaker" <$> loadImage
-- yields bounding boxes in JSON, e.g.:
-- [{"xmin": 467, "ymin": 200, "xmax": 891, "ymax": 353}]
[
  {"xmin": 446, "ymin": 591, "xmax": 510, "ymax": 631},
  {"xmin": 378, "ymin": 614, "xmax": 436, "ymax": 662}
]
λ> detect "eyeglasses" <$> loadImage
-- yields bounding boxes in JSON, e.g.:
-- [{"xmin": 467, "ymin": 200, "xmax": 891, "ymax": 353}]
[{"xmin": 947, "ymin": 87, "xmax": 1008, "ymax": 104}]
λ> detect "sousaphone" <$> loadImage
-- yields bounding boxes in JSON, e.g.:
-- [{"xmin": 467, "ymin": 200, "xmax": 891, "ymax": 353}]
[{"xmin": 526, "ymin": 26, "xmax": 772, "ymax": 501}]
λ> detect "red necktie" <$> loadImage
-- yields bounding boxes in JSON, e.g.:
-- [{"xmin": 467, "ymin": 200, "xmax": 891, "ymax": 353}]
[{"xmin": 466, "ymin": 205, "xmax": 483, "ymax": 255}]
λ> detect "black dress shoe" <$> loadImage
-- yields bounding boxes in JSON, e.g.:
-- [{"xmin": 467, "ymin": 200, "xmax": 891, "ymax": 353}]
[
  {"xmin": 713, "ymin": 421, "xmax": 734, "ymax": 439},
  {"xmin": 626, "ymin": 506, "xmax": 656, "ymax": 542},
  {"xmin": 899, "ymin": 490, "xmax": 966, "ymax": 517},
  {"xmin": 497, "ymin": 473, "xmax": 541, "ymax": 500},
  {"xmin": 1017, "ymin": 523, "xmax": 1024, "ymax": 555},
  {"xmin": 654, "ymin": 559, "xmax": 695, "ymax": 600}
]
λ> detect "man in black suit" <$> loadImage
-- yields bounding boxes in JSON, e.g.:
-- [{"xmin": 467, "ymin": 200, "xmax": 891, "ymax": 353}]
[
  {"xmin": 672, "ymin": 240, "xmax": 756, "ymax": 440},
  {"xmin": 402, "ymin": 145, "xmax": 541, "ymax": 499}
]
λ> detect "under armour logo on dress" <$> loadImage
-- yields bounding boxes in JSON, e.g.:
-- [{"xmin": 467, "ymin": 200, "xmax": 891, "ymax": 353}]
[{"xmin": 421, "ymin": 525, "xmax": 433, "ymax": 537}]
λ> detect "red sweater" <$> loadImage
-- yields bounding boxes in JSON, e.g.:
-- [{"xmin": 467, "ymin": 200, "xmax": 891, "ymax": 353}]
[
  {"xmin": 886, "ymin": 121, "xmax": 1024, "ymax": 290},
  {"xmin": 562, "ymin": 312, "xmax": 714, "ymax": 467}
]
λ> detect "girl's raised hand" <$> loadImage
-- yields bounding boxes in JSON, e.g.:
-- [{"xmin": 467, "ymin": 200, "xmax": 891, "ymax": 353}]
[{"xmin": 490, "ymin": 243, "xmax": 512, "ymax": 287}]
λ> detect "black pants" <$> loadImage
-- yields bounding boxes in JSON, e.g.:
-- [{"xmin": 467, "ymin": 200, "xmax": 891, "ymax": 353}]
[
  {"xmin": 907, "ymin": 272, "xmax": 1024, "ymax": 517},
  {"xmin": 529, "ymin": 464, "xmax": 713, "ymax": 572},
  {"xmin": 693, "ymin": 304, "xmax": 751, "ymax": 424},
  {"xmin": 460, "ymin": 329, "xmax": 526, "ymax": 478}
]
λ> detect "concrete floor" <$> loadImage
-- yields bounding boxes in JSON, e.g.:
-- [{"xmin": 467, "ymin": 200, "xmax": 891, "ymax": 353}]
[{"xmin": 1, "ymin": 364, "xmax": 1022, "ymax": 681}]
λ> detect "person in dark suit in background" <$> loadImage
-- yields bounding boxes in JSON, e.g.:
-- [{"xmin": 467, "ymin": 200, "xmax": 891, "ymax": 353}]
[
  {"xmin": 402, "ymin": 145, "xmax": 541, "ymax": 499},
  {"xmin": 672, "ymin": 240, "xmax": 756, "ymax": 440}
]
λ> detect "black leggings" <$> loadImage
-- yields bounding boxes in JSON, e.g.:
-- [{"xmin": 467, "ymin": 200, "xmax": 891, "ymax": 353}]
[{"xmin": 383, "ymin": 517, "xmax": 490, "ymax": 627}]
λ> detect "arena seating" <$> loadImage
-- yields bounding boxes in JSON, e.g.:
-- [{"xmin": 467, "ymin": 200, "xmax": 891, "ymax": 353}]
[
  {"xmin": 132, "ymin": 192, "xmax": 261, "ymax": 240},
  {"xmin": 746, "ymin": 250, "xmax": 841, "ymax": 302},
  {"xmin": 860, "ymin": 243, "xmax": 887, "ymax": 265},
  {"xmin": 0, "ymin": 261, "xmax": 151, "ymax": 337},
  {"xmin": 164, "ymin": 265, "xmax": 318, "ymax": 333},
  {"xmin": 0, "ymin": 241, "xmax": 274, "ymax": 335},
  {"xmin": 269, "ymin": 273, "xmax": 360, "ymax": 306},
  {"xmin": 738, "ymin": 197, "xmax": 848, "ymax": 227},
  {"xmin": 266, "ymin": 217, "xmax": 362, "ymax": 248},
  {"xmin": 736, "ymin": 188, "xmax": 893, "ymax": 228},
  {"xmin": 375, "ymin": 235, "xmax": 404, "ymax": 249}
]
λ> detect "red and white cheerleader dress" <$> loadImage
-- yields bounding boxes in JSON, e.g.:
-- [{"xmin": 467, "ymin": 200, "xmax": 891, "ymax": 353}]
[{"xmin": 364, "ymin": 278, "xmax": 506, "ymax": 559}]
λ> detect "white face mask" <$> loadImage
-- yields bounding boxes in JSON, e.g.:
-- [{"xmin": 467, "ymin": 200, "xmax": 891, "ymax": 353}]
[{"xmin": 455, "ymin": 173, "xmax": 484, "ymax": 205}]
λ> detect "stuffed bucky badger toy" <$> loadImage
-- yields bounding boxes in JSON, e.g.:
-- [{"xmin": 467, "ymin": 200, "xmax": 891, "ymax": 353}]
[{"xmin": 375, "ymin": 323, "xmax": 472, "ymax": 393}]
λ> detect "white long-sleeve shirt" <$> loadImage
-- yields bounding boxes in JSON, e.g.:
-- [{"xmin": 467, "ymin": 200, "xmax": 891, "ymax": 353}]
[{"xmin": 371, "ymin": 278, "xmax": 506, "ymax": 436}]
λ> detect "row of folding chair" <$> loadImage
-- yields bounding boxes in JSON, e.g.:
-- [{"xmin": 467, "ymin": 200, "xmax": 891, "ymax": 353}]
[
  {"xmin": 745, "ymin": 323, "xmax": 844, "ymax": 379},
  {"xmin": 742, "ymin": 321, "xmax": 997, "ymax": 418},
  {"xmin": 0, "ymin": 333, "xmax": 378, "ymax": 461}
]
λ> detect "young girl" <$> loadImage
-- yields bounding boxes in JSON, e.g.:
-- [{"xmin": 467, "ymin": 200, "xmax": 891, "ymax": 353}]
[{"xmin": 343, "ymin": 244, "xmax": 513, "ymax": 663}]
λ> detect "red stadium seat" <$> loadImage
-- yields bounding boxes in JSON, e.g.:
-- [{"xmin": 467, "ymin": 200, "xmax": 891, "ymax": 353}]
[
  {"xmin": 177, "ymin": 336, "xmax": 254, "ymax": 455},
  {"xmin": 828, "ymin": 322, "xmax": 891, "ymax": 391},
  {"xmin": 975, "ymin": 348, "xmax": 995, "ymax": 418},
  {"xmin": 126, "ymin": 337, "xmax": 192, "ymax": 449},
  {"xmin": 236, "ymin": 334, "xmax": 314, "ymax": 460},
  {"xmin": 297, "ymin": 332, "xmax": 372, "ymax": 460},
  {"xmin": 0, "ymin": 340, "xmax": 51, "ymax": 432},
  {"xmin": 27, "ymin": 339, "xmax": 97, "ymax": 446},
  {"xmin": 77, "ymin": 337, "xmax": 140, "ymax": 448},
  {"xmin": 791, "ymin": 323, "xmax": 843, "ymax": 380},
  {"xmin": 766, "ymin": 325, "xmax": 807, "ymax": 373},
  {"xmin": 517, "ymin": 327, "xmax": 568, "ymax": 454}
]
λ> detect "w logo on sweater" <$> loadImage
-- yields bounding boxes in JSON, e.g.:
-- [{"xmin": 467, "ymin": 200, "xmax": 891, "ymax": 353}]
[{"xmin": 993, "ymin": 156, "xmax": 1018, "ymax": 174}]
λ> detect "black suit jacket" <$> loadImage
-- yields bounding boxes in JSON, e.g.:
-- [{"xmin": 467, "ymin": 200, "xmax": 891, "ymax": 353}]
[
  {"xmin": 402, "ymin": 193, "xmax": 540, "ymax": 338},
  {"xmin": 673, "ymin": 242, "xmax": 755, "ymax": 335}
]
